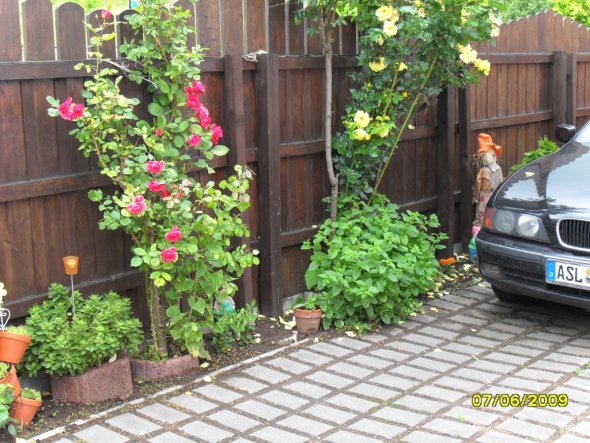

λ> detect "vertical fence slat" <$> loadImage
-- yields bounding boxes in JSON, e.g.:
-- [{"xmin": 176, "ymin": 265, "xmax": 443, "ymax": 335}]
[
  {"xmin": 256, "ymin": 54, "xmax": 282, "ymax": 316},
  {"xmin": 0, "ymin": 0, "xmax": 21, "ymax": 62},
  {"xmin": 269, "ymin": 0, "xmax": 286, "ymax": 54},
  {"xmin": 247, "ymin": 0, "xmax": 266, "ymax": 53},
  {"xmin": 222, "ymin": 0, "xmax": 244, "ymax": 55},
  {"xmin": 22, "ymin": 0, "xmax": 55, "ymax": 61},
  {"xmin": 172, "ymin": 0, "xmax": 197, "ymax": 50},
  {"xmin": 196, "ymin": 0, "xmax": 221, "ymax": 56},
  {"xmin": 117, "ymin": 9, "xmax": 136, "ymax": 47},
  {"xmin": 56, "ymin": 3, "xmax": 86, "ymax": 60},
  {"xmin": 86, "ymin": 10, "xmax": 116, "ymax": 59},
  {"xmin": 459, "ymin": 87, "xmax": 473, "ymax": 250},
  {"xmin": 566, "ymin": 53, "xmax": 577, "ymax": 126},
  {"xmin": 287, "ymin": 2, "xmax": 304, "ymax": 55},
  {"xmin": 552, "ymin": 51, "xmax": 567, "ymax": 127}
]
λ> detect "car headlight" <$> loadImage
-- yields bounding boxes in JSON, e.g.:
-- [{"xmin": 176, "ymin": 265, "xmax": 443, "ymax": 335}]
[{"xmin": 484, "ymin": 208, "xmax": 549, "ymax": 242}]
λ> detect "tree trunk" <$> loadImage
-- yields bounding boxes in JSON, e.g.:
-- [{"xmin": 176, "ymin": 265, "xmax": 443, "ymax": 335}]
[{"xmin": 146, "ymin": 276, "xmax": 167, "ymax": 355}]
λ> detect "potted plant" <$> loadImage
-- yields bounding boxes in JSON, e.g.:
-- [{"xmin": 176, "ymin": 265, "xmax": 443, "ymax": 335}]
[
  {"xmin": 20, "ymin": 284, "xmax": 144, "ymax": 404},
  {"xmin": 292, "ymin": 294, "xmax": 323, "ymax": 334},
  {"xmin": 0, "ymin": 364, "xmax": 20, "ymax": 399},
  {"xmin": 0, "ymin": 383, "xmax": 17, "ymax": 437},
  {"xmin": 10, "ymin": 388, "xmax": 41, "ymax": 426},
  {"xmin": 0, "ymin": 326, "xmax": 31, "ymax": 366}
]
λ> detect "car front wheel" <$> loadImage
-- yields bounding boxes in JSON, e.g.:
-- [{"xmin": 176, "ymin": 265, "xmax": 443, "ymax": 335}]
[{"xmin": 492, "ymin": 285, "xmax": 534, "ymax": 304}]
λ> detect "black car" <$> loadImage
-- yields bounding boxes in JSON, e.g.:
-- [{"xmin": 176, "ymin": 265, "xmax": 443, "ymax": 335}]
[{"xmin": 476, "ymin": 123, "xmax": 590, "ymax": 307}]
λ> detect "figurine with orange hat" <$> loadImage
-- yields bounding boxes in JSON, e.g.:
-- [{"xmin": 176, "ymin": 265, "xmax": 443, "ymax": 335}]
[{"xmin": 473, "ymin": 133, "xmax": 503, "ymax": 227}]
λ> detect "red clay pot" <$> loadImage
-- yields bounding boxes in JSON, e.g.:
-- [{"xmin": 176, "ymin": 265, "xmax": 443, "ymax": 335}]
[
  {"xmin": 294, "ymin": 308, "xmax": 323, "ymax": 333},
  {"xmin": 50, "ymin": 355, "xmax": 133, "ymax": 404},
  {"xmin": 0, "ymin": 331, "xmax": 31, "ymax": 365},
  {"xmin": 131, "ymin": 354, "xmax": 200, "ymax": 382},
  {"xmin": 0, "ymin": 365, "xmax": 21, "ymax": 398},
  {"xmin": 10, "ymin": 396, "xmax": 42, "ymax": 425}
]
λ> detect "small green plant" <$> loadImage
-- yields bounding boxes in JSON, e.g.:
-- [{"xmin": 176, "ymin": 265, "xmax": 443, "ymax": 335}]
[
  {"xmin": 303, "ymin": 195, "xmax": 446, "ymax": 330},
  {"xmin": 5, "ymin": 326, "xmax": 29, "ymax": 337},
  {"xmin": 291, "ymin": 294, "xmax": 321, "ymax": 311},
  {"xmin": 510, "ymin": 136, "xmax": 559, "ymax": 173},
  {"xmin": 21, "ymin": 283, "xmax": 144, "ymax": 377},
  {"xmin": 20, "ymin": 388, "xmax": 41, "ymax": 402},
  {"xmin": 0, "ymin": 363, "xmax": 9, "ymax": 380},
  {"xmin": 0, "ymin": 384, "xmax": 17, "ymax": 437},
  {"xmin": 211, "ymin": 301, "xmax": 257, "ymax": 353}
]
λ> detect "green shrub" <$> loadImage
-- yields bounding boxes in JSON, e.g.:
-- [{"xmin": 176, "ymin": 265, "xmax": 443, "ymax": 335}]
[
  {"xmin": 21, "ymin": 283, "xmax": 144, "ymax": 377},
  {"xmin": 302, "ymin": 196, "xmax": 446, "ymax": 330},
  {"xmin": 510, "ymin": 136, "xmax": 559, "ymax": 173},
  {"xmin": 211, "ymin": 301, "xmax": 257, "ymax": 353},
  {"xmin": 0, "ymin": 384, "xmax": 16, "ymax": 437},
  {"xmin": 0, "ymin": 363, "xmax": 8, "ymax": 380},
  {"xmin": 5, "ymin": 325, "xmax": 29, "ymax": 336},
  {"xmin": 20, "ymin": 388, "xmax": 41, "ymax": 402}
]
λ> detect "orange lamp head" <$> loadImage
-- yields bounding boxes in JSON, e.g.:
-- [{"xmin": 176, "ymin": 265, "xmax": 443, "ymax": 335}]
[{"xmin": 63, "ymin": 256, "xmax": 79, "ymax": 276}]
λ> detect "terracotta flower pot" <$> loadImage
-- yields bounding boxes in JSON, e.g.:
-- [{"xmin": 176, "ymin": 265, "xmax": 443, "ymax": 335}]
[
  {"xmin": 0, "ymin": 365, "xmax": 21, "ymax": 399},
  {"xmin": 0, "ymin": 331, "xmax": 31, "ymax": 365},
  {"xmin": 131, "ymin": 354, "xmax": 200, "ymax": 382},
  {"xmin": 10, "ymin": 396, "xmax": 42, "ymax": 425},
  {"xmin": 294, "ymin": 308, "xmax": 323, "ymax": 333}
]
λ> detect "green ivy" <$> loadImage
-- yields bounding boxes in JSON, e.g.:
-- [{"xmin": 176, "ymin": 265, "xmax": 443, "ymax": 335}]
[{"xmin": 509, "ymin": 136, "xmax": 559, "ymax": 173}]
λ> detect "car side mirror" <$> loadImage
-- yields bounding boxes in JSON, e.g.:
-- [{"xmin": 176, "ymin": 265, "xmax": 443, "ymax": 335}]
[{"xmin": 555, "ymin": 124, "xmax": 576, "ymax": 144}]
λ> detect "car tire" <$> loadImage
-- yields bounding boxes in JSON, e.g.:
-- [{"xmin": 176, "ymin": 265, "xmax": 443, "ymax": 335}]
[{"xmin": 492, "ymin": 286, "xmax": 533, "ymax": 304}]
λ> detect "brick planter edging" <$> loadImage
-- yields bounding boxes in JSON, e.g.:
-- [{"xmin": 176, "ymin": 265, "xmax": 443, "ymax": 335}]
[
  {"xmin": 130, "ymin": 355, "xmax": 200, "ymax": 381},
  {"xmin": 50, "ymin": 355, "xmax": 133, "ymax": 404}
]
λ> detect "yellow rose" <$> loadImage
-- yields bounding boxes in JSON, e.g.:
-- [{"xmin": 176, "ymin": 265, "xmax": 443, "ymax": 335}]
[
  {"xmin": 369, "ymin": 58, "xmax": 387, "ymax": 72},
  {"xmin": 418, "ymin": 8, "xmax": 426, "ymax": 18},
  {"xmin": 398, "ymin": 62, "xmax": 408, "ymax": 72},
  {"xmin": 474, "ymin": 58, "xmax": 491, "ymax": 76},
  {"xmin": 402, "ymin": 91, "xmax": 409, "ymax": 98},
  {"xmin": 383, "ymin": 20, "xmax": 398, "ymax": 37},
  {"xmin": 461, "ymin": 9, "xmax": 469, "ymax": 25},
  {"xmin": 352, "ymin": 128, "xmax": 371, "ymax": 141},
  {"xmin": 375, "ymin": 5, "xmax": 394, "ymax": 22},
  {"xmin": 458, "ymin": 44, "xmax": 477, "ymax": 64},
  {"xmin": 491, "ymin": 24, "xmax": 500, "ymax": 38},
  {"xmin": 353, "ymin": 110, "xmax": 371, "ymax": 128}
]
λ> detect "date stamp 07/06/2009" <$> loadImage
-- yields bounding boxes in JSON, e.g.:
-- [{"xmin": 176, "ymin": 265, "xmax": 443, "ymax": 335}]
[{"xmin": 471, "ymin": 393, "xmax": 569, "ymax": 408}]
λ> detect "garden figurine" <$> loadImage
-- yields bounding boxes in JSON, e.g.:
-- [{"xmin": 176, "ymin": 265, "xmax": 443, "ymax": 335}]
[{"xmin": 473, "ymin": 133, "xmax": 503, "ymax": 227}]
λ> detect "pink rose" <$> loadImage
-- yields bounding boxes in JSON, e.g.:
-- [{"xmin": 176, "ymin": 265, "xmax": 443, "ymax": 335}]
[
  {"xmin": 58, "ymin": 97, "xmax": 85, "ymax": 121},
  {"xmin": 195, "ymin": 105, "xmax": 212, "ymax": 128},
  {"xmin": 186, "ymin": 94, "xmax": 201, "ymax": 110},
  {"xmin": 165, "ymin": 226, "xmax": 182, "ymax": 243},
  {"xmin": 155, "ymin": 128, "xmax": 163, "ymax": 137},
  {"xmin": 160, "ymin": 189, "xmax": 171, "ymax": 198},
  {"xmin": 199, "ymin": 114, "xmax": 212, "ymax": 129},
  {"xmin": 147, "ymin": 180, "xmax": 166, "ymax": 193},
  {"xmin": 101, "ymin": 10, "xmax": 112, "ymax": 20},
  {"xmin": 185, "ymin": 81, "xmax": 206, "ymax": 95},
  {"xmin": 127, "ymin": 195, "xmax": 146, "ymax": 215},
  {"xmin": 211, "ymin": 124, "xmax": 223, "ymax": 145},
  {"xmin": 161, "ymin": 247, "xmax": 177, "ymax": 263},
  {"xmin": 146, "ymin": 160, "xmax": 164, "ymax": 174},
  {"xmin": 188, "ymin": 134, "xmax": 202, "ymax": 147}
]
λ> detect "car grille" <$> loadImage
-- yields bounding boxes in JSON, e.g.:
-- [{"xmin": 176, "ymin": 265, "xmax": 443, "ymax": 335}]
[{"xmin": 557, "ymin": 219, "xmax": 590, "ymax": 252}]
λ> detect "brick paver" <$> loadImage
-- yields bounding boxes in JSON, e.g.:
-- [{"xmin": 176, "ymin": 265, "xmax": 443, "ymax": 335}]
[{"xmin": 37, "ymin": 284, "xmax": 590, "ymax": 442}]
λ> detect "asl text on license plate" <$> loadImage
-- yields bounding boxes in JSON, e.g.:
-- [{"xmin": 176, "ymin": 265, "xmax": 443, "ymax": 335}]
[{"xmin": 546, "ymin": 260, "xmax": 590, "ymax": 290}]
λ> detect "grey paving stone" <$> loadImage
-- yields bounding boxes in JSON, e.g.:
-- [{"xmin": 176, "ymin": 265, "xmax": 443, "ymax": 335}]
[
  {"xmin": 230, "ymin": 439, "xmax": 256, "ymax": 443},
  {"xmin": 498, "ymin": 417, "xmax": 556, "ymax": 440},
  {"xmin": 386, "ymin": 340, "xmax": 429, "ymax": 354},
  {"xmin": 383, "ymin": 326, "xmax": 405, "ymax": 337},
  {"xmin": 304, "ymin": 342, "xmax": 354, "ymax": 358},
  {"xmin": 233, "ymin": 399, "xmax": 287, "ymax": 420},
  {"xmin": 484, "ymin": 352, "xmax": 529, "ymax": 366},
  {"xmin": 570, "ymin": 338, "xmax": 590, "ymax": 348},
  {"xmin": 251, "ymin": 426, "xmax": 307, "ymax": 443},
  {"xmin": 488, "ymin": 322, "xmax": 528, "ymax": 335},
  {"xmin": 282, "ymin": 381, "xmax": 331, "ymax": 399},
  {"xmin": 243, "ymin": 365, "xmax": 290, "ymax": 384},
  {"xmin": 265, "ymin": 357, "xmax": 312, "ymax": 375},
  {"xmin": 447, "ymin": 314, "xmax": 488, "ymax": 326},
  {"xmin": 306, "ymin": 370, "xmax": 355, "ymax": 389},
  {"xmin": 443, "ymin": 342, "xmax": 487, "ymax": 356},
  {"xmin": 531, "ymin": 359, "xmax": 578, "ymax": 373},
  {"xmin": 168, "ymin": 394, "xmax": 218, "ymax": 414},
  {"xmin": 407, "ymin": 356, "xmax": 455, "ymax": 373},
  {"xmin": 476, "ymin": 430, "xmax": 535, "ymax": 442},
  {"xmin": 565, "ymin": 376, "xmax": 590, "ymax": 392},
  {"xmin": 554, "ymin": 435, "xmax": 590, "ymax": 443},
  {"xmin": 74, "ymin": 425, "xmax": 129, "ymax": 443},
  {"xmin": 194, "ymin": 383, "xmax": 243, "ymax": 403},
  {"xmin": 208, "ymin": 409, "xmax": 260, "ymax": 432},
  {"xmin": 369, "ymin": 373, "xmax": 420, "ymax": 390},
  {"xmin": 423, "ymin": 417, "xmax": 480, "ymax": 438},
  {"xmin": 468, "ymin": 359, "xmax": 517, "ymax": 373},
  {"xmin": 560, "ymin": 345, "xmax": 590, "ymax": 358},
  {"xmin": 259, "ymin": 389, "xmax": 310, "ymax": 409},
  {"xmin": 514, "ymin": 368, "xmax": 564, "ymax": 382},
  {"xmin": 513, "ymin": 338, "xmax": 555, "ymax": 351},
  {"xmin": 370, "ymin": 348, "xmax": 410, "ymax": 362},
  {"xmin": 394, "ymin": 395, "xmax": 447, "ymax": 413},
  {"xmin": 424, "ymin": 350, "xmax": 472, "ymax": 364},
  {"xmin": 361, "ymin": 333, "xmax": 389, "ymax": 343},
  {"xmin": 571, "ymin": 421, "xmax": 590, "ymax": 436},
  {"xmin": 410, "ymin": 314, "xmax": 436, "ymax": 324},
  {"xmin": 403, "ymin": 333, "xmax": 445, "ymax": 347},
  {"xmin": 501, "ymin": 345, "xmax": 545, "ymax": 357},
  {"xmin": 427, "ymin": 298, "xmax": 465, "ymax": 312},
  {"xmin": 137, "ymin": 403, "xmax": 190, "ymax": 424},
  {"xmin": 545, "ymin": 353, "xmax": 589, "ymax": 366},
  {"xmin": 349, "ymin": 418, "xmax": 405, "ymax": 438},
  {"xmin": 302, "ymin": 404, "xmax": 355, "ymax": 424},
  {"xmin": 477, "ymin": 303, "xmax": 516, "ymax": 314},
  {"xmin": 327, "ymin": 361, "xmax": 374, "ymax": 379},
  {"xmin": 181, "ymin": 420, "xmax": 233, "ymax": 442},
  {"xmin": 289, "ymin": 348, "xmax": 332, "ymax": 365},
  {"xmin": 515, "ymin": 407, "xmax": 573, "ymax": 427},
  {"xmin": 403, "ymin": 430, "xmax": 462, "ymax": 443},
  {"xmin": 277, "ymin": 414, "xmax": 333, "ymax": 436},
  {"xmin": 326, "ymin": 393, "xmax": 380, "ymax": 412},
  {"xmin": 459, "ymin": 335, "xmax": 502, "ymax": 348},
  {"xmin": 106, "ymin": 413, "xmax": 161, "ymax": 435},
  {"xmin": 53, "ymin": 440, "xmax": 74, "ymax": 443},
  {"xmin": 332, "ymin": 336, "xmax": 372, "ymax": 350},
  {"xmin": 445, "ymin": 405, "xmax": 502, "ymax": 426},
  {"xmin": 347, "ymin": 354, "xmax": 392, "ymax": 370},
  {"xmin": 324, "ymin": 430, "xmax": 383, "ymax": 443},
  {"xmin": 220, "ymin": 376, "xmax": 268, "ymax": 393},
  {"xmin": 443, "ymin": 293, "xmax": 479, "ymax": 306},
  {"xmin": 434, "ymin": 376, "xmax": 484, "ymax": 393},
  {"xmin": 149, "ymin": 432, "xmax": 194, "ymax": 443},
  {"xmin": 420, "ymin": 326, "xmax": 460, "ymax": 340},
  {"xmin": 390, "ymin": 365, "xmax": 438, "ymax": 381},
  {"xmin": 549, "ymin": 387, "xmax": 590, "ymax": 407},
  {"xmin": 477, "ymin": 328, "xmax": 515, "ymax": 341},
  {"xmin": 451, "ymin": 367, "xmax": 502, "ymax": 384},
  {"xmin": 372, "ymin": 406, "xmax": 427, "ymax": 426},
  {"xmin": 528, "ymin": 332, "xmax": 571, "ymax": 343},
  {"xmin": 349, "ymin": 382, "xmax": 399, "ymax": 401},
  {"xmin": 544, "ymin": 325, "xmax": 582, "ymax": 335},
  {"xmin": 499, "ymin": 376, "xmax": 553, "ymax": 392},
  {"xmin": 413, "ymin": 385, "xmax": 466, "ymax": 402}
]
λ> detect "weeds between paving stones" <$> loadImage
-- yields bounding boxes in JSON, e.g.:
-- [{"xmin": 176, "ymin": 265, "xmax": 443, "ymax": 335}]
[{"xmin": 15, "ymin": 255, "xmax": 479, "ymax": 439}]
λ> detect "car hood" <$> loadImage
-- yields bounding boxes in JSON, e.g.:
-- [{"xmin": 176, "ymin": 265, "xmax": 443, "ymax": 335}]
[{"xmin": 493, "ymin": 141, "xmax": 590, "ymax": 217}]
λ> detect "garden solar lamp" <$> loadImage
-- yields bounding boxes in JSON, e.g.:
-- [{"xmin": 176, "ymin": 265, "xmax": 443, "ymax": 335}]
[
  {"xmin": 0, "ymin": 282, "xmax": 8, "ymax": 331},
  {"xmin": 63, "ymin": 256, "xmax": 79, "ymax": 316}
]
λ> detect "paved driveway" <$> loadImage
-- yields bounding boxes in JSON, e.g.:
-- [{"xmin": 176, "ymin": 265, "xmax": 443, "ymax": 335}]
[{"xmin": 41, "ymin": 283, "xmax": 590, "ymax": 442}]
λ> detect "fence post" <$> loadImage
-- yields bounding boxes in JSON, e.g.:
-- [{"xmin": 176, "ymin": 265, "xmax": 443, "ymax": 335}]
[
  {"xmin": 552, "ymin": 51, "xmax": 567, "ymax": 128},
  {"xmin": 224, "ymin": 53, "xmax": 254, "ymax": 308},
  {"xmin": 566, "ymin": 53, "xmax": 577, "ymax": 127},
  {"xmin": 458, "ymin": 86, "xmax": 473, "ymax": 251},
  {"xmin": 256, "ymin": 53, "xmax": 282, "ymax": 316},
  {"xmin": 436, "ymin": 86, "xmax": 456, "ymax": 257}
]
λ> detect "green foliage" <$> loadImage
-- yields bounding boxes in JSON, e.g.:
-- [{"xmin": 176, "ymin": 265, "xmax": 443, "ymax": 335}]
[
  {"xmin": 0, "ymin": 363, "xmax": 8, "ymax": 380},
  {"xmin": 211, "ymin": 302, "xmax": 258, "ymax": 353},
  {"xmin": 552, "ymin": 0, "xmax": 590, "ymax": 27},
  {"xmin": 503, "ymin": 0, "xmax": 550, "ymax": 21},
  {"xmin": 0, "ymin": 384, "xmax": 17, "ymax": 437},
  {"xmin": 5, "ymin": 326, "xmax": 29, "ymax": 337},
  {"xmin": 21, "ymin": 283, "xmax": 144, "ymax": 377},
  {"xmin": 510, "ymin": 136, "xmax": 559, "ymax": 173},
  {"xmin": 302, "ymin": 195, "xmax": 446, "ymax": 330},
  {"xmin": 20, "ymin": 388, "xmax": 42, "ymax": 402},
  {"xmin": 291, "ymin": 294, "xmax": 321, "ymax": 311}
]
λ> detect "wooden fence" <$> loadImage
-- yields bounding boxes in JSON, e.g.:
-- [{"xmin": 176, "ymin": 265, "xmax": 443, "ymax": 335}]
[{"xmin": 0, "ymin": 3, "xmax": 589, "ymax": 323}]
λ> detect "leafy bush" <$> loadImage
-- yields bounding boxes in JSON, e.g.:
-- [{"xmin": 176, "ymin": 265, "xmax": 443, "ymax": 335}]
[
  {"xmin": 0, "ymin": 384, "xmax": 16, "ymax": 437},
  {"xmin": 211, "ymin": 302, "xmax": 257, "ymax": 353},
  {"xmin": 302, "ymin": 196, "xmax": 446, "ymax": 329},
  {"xmin": 20, "ymin": 388, "xmax": 41, "ymax": 401},
  {"xmin": 21, "ymin": 284, "xmax": 144, "ymax": 377},
  {"xmin": 0, "ymin": 363, "xmax": 8, "ymax": 380},
  {"xmin": 510, "ymin": 136, "xmax": 559, "ymax": 173},
  {"xmin": 5, "ymin": 326, "xmax": 29, "ymax": 336}
]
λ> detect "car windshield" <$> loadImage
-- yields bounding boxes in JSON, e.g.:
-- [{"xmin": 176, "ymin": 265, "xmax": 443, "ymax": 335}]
[{"xmin": 574, "ymin": 122, "xmax": 590, "ymax": 143}]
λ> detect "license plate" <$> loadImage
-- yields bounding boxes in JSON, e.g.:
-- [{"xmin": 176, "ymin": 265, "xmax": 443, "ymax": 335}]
[{"xmin": 546, "ymin": 259, "xmax": 590, "ymax": 290}]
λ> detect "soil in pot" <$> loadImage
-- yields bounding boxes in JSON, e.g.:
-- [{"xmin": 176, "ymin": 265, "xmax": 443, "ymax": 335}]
[
  {"xmin": 294, "ymin": 308, "xmax": 322, "ymax": 333},
  {"xmin": 0, "ymin": 331, "xmax": 31, "ymax": 365},
  {"xmin": 0, "ymin": 365, "xmax": 21, "ymax": 398},
  {"xmin": 10, "ymin": 396, "xmax": 42, "ymax": 426},
  {"xmin": 131, "ymin": 354, "xmax": 200, "ymax": 382}
]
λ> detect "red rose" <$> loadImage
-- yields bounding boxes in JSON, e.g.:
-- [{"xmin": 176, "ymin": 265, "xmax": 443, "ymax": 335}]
[
  {"xmin": 161, "ymin": 247, "xmax": 177, "ymax": 263},
  {"xmin": 165, "ymin": 226, "xmax": 182, "ymax": 243}
]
